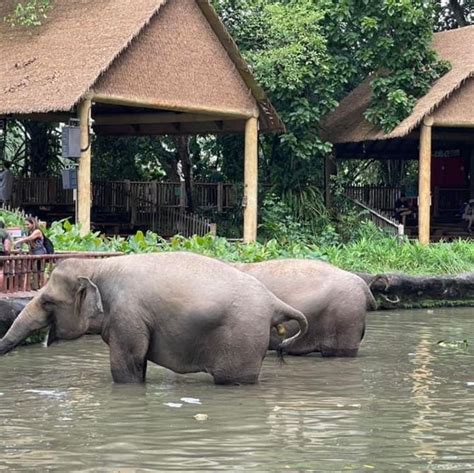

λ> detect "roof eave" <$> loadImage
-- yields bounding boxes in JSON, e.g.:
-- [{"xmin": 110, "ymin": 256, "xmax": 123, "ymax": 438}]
[{"xmin": 195, "ymin": 0, "xmax": 285, "ymax": 133}]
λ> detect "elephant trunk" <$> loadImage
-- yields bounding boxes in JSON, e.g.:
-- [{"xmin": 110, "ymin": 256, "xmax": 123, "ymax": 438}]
[
  {"xmin": 0, "ymin": 299, "xmax": 49, "ymax": 355},
  {"xmin": 272, "ymin": 301, "xmax": 309, "ymax": 351}
]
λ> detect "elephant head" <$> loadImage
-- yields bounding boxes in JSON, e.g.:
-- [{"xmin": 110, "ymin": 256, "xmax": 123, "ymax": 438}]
[{"xmin": 0, "ymin": 261, "xmax": 104, "ymax": 355}]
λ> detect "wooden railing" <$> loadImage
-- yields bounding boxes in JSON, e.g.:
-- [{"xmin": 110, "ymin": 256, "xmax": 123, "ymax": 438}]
[
  {"xmin": 349, "ymin": 198, "xmax": 404, "ymax": 236},
  {"xmin": 0, "ymin": 252, "xmax": 122, "ymax": 294},
  {"xmin": 12, "ymin": 178, "xmax": 406, "ymax": 214},
  {"xmin": 133, "ymin": 195, "xmax": 215, "ymax": 237},
  {"xmin": 433, "ymin": 187, "xmax": 470, "ymax": 218},
  {"xmin": 345, "ymin": 186, "xmax": 401, "ymax": 212},
  {"xmin": 11, "ymin": 178, "xmax": 240, "ymax": 212}
]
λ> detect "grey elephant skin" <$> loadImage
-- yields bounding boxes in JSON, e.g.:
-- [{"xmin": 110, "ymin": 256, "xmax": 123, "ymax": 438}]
[
  {"xmin": 233, "ymin": 259, "xmax": 376, "ymax": 357},
  {"xmin": 0, "ymin": 252, "xmax": 308, "ymax": 385},
  {"xmin": 0, "ymin": 299, "xmax": 29, "ymax": 338}
]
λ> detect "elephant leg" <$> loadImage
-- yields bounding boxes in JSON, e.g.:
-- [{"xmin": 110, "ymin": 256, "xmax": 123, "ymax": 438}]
[
  {"xmin": 109, "ymin": 333, "xmax": 149, "ymax": 383},
  {"xmin": 209, "ymin": 349, "xmax": 264, "ymax": 385}
]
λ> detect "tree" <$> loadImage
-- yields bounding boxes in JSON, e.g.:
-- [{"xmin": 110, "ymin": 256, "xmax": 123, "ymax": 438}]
[
  {"xmin": 212, "ymin": 0, "xmax": 449, "ymax": 193},
  {"xmin": 435, "ymin": 0, "xmax": 473, "ymax": 30}
]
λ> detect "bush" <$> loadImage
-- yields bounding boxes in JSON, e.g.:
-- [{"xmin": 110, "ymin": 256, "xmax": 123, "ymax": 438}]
[{"xmin": 45, "ymin": 220, "xmax": 474, "ymax": 276}]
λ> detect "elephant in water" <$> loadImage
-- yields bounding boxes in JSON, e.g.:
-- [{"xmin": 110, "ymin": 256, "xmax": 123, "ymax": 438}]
[
  {"xmin": 0, "ymin": 299, "xmax": 29, "ymax": 338},
  {"xmin": 233, "ymin": 259, "xmax": 376, "ymax": 357},
  {"xmin": 0, "ymin": 252, "xmax": 308, "ymax": 385}
]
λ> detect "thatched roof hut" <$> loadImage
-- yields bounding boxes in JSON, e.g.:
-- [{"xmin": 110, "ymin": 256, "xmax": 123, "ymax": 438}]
[
  {"xmin": 321, "ymin": 25, "xmax": 474, "ymax": 244},
  {"xmin": 0, "ymin": 0, "xmax": 283, "ymax": 133},
  {"xmin": 1, "ymin": 0, "xmax": 281, "ymax": 241},
  {"xmin": 322, "ymin": 26, "xmax": 474, "ymax": 144}
]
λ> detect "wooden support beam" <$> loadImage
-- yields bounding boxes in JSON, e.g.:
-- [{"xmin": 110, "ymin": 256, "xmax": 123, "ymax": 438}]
[
  {"xmin": 92, "ymin": 93, "xmax": 255, "ymax": 120},
  {"xmin": 77, "ymin": 98, "xmax": 92, "ymax": 236},
  {"xmin": 94, "ymin": 112, "xmax": 230, "ymax": 126},
  {"xmin": 418, "ymin": 117, "xmax": 433, "ymax": 245},
  {"xmin": 9, "ymin": 112, "xmax": 72, "ymax": 123},
  {"xmin": 95, "ymin": 120, "xmax": 247, "ymax": 136},
  {"xmin": 243, "ymin": 116, "xmax": 259, "ymax": 243},
  {"xmin": 433, "ymin": 119, "xmax": 474, "ymax": 128}
]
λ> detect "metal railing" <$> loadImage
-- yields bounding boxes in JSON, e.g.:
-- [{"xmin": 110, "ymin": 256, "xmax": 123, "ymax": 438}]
[{"xmin": 0, "ymin": 252, "xmax": 122, "ymax": 294}]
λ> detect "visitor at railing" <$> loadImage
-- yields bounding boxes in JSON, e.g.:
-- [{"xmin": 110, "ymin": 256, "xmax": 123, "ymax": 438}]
[
  {"xmin": 0, "ymin": 221, "xmax": 12, "ymax": 289},
  {"xmin": 395, "ymin": 194, "xmax": 416, "ymax": 226},
  {"xmin": 462, "ymin": 199, "xmax": 474, "ymax": 233},
  {"xmin": 14, "ymin": 217, "xmax": 47, "ymax": 255}
]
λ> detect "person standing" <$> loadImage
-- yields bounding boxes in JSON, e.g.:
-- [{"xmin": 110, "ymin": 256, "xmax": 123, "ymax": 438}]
[
  {"xmin": 0, "ymin": 221, "xmax": 12, "ymax": 290},
  {"xmin": 0, "ymin": 162, "xmax": 14, "ymax": 205},
  {"xmin": 14, "ymin": 217, "xmax": 46, "ymax": 255}
]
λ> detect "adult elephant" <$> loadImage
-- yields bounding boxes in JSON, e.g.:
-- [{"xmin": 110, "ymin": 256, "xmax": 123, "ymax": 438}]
[
  {"xmin": 0, "ymin": 299, "xmax": 29, "ymax": 338},
  {"xmin": 233, "ymin": 259, "xmax": 376, "ymax": 357},
  {"xmin": 0, "ymin": 253, "xmax": 308, "ymax": 385}
]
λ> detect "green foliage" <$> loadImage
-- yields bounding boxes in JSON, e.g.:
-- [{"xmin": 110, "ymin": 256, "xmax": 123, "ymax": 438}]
[
  {"xmin": 46, "ymin": 219, "xmax": 474, "ymax": 276},
  {"xmin": 0, "ymin": 208, "xmax": 27, "ymax": 227},
  {"xmin": 4, "ymin": 0, "xmax": 52, "ymax": 27},
  {"xmin": 324, "ymin": 222, "xmax": 474, "ymax": 275},
  {"xmin": 212, "ymin": 0, "xmax": 448, "ymax": 190}
]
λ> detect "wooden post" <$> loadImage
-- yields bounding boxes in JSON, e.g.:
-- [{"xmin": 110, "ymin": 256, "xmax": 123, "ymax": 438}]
[
  {"xmin": 418, "ymin": 117, "xmax": 433, "ymax": 245},
  {"xmin": 217, "ymin": 182, "xmax": 224, "ymax": 212},
  {"xmin": 324, "ymin": 154, "xmax": 337, "ymax": 208},
  {"xmin": 179, "ymin": 182, "xmax": 186, "ymax": 209},
  {"xmin": 243, "ymin": 116, "xmax": 259, "ymax": 243},
  {"xmin": 77, "ymin": 98, "xmax": 92, "ymax": 236}
]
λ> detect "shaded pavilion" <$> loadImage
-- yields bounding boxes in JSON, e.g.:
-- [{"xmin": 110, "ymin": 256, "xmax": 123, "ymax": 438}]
[
  {"xmin": 322, "ymin": 26, "xmax": 474, "ymax": 244},
  {"xmin": 0, "ymin": 0, "xmax": 283, "ymax": 241}
]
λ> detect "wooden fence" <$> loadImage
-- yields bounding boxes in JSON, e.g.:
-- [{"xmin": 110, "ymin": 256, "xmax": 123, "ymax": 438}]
[
  {"xmin": 11, "ymin": 178, "xmax": 239, "ymax": 213},
  {"xmin": 0, "ymin": 252, "xmax": 122, "ymax": 294},
  {"xmin": 345, "ymin": 186, "xmax": 401, "ymax": 213},
  {"xmin": 12, "ymin": 177, "xmax": 405, "ymax": 214}
]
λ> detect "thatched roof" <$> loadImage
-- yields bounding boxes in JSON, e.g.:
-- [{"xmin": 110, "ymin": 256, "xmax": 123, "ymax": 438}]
[
  {"xmin": 0, "ymin": 0, "xmax": 283, "ymax": 133},
  {"xmin": 322, "ymin": 26, "xmax": 474, "ymax": 143}
]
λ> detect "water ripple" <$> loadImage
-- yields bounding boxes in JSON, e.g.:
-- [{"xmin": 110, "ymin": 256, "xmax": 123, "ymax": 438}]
[{"xmin": 1, "ymin": 309, "xmax": 474, "ymax": 470}]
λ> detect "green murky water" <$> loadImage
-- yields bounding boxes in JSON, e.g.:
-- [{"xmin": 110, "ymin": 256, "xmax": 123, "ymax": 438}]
[{"xmin": 1, "ymin": 308, "xmax": 474, "ymax": 471}]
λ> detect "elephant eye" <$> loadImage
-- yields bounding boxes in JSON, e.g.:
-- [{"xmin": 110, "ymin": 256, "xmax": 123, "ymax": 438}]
[{"xmin": 40, "ymin": 295, "xmax": 55, "ymax": 309}]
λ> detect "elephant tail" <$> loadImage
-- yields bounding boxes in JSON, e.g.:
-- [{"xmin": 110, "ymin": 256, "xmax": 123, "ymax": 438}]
[{"xmin": 272, "ymin": 300, "xmax": 308, "ymax": 357}]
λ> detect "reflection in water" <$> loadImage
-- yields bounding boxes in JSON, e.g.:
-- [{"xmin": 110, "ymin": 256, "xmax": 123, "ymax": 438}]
[
  {"xmin": 1, "ymin": 309, "xmax": 474, "ymax": 471},
  {"xmin": 409, "ymin": 330, "xmax": 438, "ymax": 468}
]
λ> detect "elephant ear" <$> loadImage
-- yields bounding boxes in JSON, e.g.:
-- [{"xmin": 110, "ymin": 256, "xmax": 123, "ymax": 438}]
[{"xmin": 75, "ymin": 277, "xmax": 104, "ymax": 323}]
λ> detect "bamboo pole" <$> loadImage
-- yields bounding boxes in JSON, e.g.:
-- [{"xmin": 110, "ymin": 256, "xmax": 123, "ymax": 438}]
[
  {"xmin": 418, "ymin": 117, "xmax": 433, "ymax": 245},
  {"xmin": 77, "ymin": 98, "xmax": 92, "ymax": 236},
  {"xmin": 243, "ymin": 116, "xmax": 259, "ymax": 243}
]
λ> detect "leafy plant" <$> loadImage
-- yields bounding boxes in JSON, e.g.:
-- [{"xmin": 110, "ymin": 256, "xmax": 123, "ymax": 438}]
[
  {"xmin": 43, "ymin": 217, "xmax": 474, "ymax": 277},
  {"xmin": 4, "ymin": 0, "xmax": 52, "ymax": 27}
]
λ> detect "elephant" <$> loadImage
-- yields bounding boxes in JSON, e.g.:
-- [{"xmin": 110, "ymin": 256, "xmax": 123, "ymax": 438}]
[
  {"xmin": 232, "ymin": 259, "xmax": 376, "ymax": 357},
  {"xmin": 0, "ymin": 299, "xmax": 29, "ymax": 338},
  {"xmin": 0, "ymin": 252, "xmax": 308, "ymax": 385}
]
